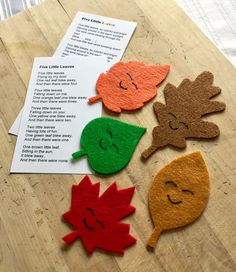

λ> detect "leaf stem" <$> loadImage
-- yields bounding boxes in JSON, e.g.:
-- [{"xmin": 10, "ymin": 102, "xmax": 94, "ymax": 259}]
[
  {"xmin": 88, "ymin": 95, "xmax": 102, "ymax": 103},
  {"xmin": 62, "ymin": 230, "xmax": 80, "ymax": 244},
  {"xmin": 147, "ymin": 226, "xmax": 162, "ymax": 248},
  {"xmin": 72, "ymin": 149, "xmax": 87, "ymax": 159},
  {"xmin": 141, "ymin": 145, "xmax": 158, "ymax": 159}
]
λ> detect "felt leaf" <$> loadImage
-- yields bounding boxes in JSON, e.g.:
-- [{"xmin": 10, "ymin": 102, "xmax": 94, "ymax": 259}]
[
  {"xmin": 72, "ymin": 117, "xmax": 146, "ymax": 174},
  {"xmin": 147, "ymin": 152, "xmax": 209, "ymax": 248},
  {"xmin": 62, "ymin": 176, "xmax": 136, "ymax": 254},
  {"xmin": 142, "ymin": 71, "xmax": 226, "ymax": 159},
  {"xmin": 89, "ymin": 61, "xmax": 170, "ymax": 113}
]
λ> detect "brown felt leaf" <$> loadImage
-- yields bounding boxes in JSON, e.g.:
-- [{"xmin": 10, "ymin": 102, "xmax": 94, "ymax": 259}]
[
  {"xmin": 147, "ymin": 151, "xmax": 210, "ymax": 248},
  {"xmin": 142, "ymin": 71, "xmax": 226, "ymax": 159}
]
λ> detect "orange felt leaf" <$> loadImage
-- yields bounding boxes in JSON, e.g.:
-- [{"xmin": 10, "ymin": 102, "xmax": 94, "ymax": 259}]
[
  {"xmin": 147, "ymin": 151, "xmax": 210, "ymax": 248},
  {"xmin": 89, "ymin": 61, "xmax": 170, "ymax": 113}
]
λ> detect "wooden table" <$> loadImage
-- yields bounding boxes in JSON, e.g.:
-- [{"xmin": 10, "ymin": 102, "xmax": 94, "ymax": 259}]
[{"xmin": 0, "ymin": 0, "xmax": 236, "ymax": 271}]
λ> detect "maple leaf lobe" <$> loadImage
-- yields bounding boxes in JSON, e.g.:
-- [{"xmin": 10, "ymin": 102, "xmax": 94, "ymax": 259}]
[{"xmin": 62, "ymin": 176, "xmax": 136, "ymax": 254}]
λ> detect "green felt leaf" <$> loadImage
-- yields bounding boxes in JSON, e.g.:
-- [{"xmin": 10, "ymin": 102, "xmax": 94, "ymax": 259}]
[{"xmin": 72, "ymin": 117, "xmax": 146, "ymax": 174}]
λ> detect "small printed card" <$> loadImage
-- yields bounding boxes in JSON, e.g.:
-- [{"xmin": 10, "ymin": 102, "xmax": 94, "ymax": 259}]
[
  {"xmin": 55, "ymin": 11, "xmax": 137, "ymax": 64},
  {"xmin": 10, "ymin": 56, "xmax": 107, "ymax": 174},
  {"xmin": 9, "ymin": 11, "xmax": 137, "ymax": 135}
]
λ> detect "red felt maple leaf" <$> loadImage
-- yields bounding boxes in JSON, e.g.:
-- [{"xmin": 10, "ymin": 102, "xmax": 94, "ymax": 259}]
[{"xmin": 62, "ymin": 176, "xmax": 136, "ymax": 254}]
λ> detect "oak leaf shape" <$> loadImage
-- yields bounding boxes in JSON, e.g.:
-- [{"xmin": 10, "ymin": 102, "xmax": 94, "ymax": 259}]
[{"xmin": 142, "ymin": 71, "xmax": 226, "ymax": 159}]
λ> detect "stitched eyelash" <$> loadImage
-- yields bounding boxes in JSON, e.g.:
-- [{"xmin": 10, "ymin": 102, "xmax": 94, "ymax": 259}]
[
  {"xmin": 86, "ymin": 207, "xmax": 95, "ymax": 216},
  {"xmin": 106, "ymin": 129, "xmax": 113, "ymax": 138},
  {"xmin": 165, "ymin": 181, "xmax": 177, "ymax": 187},
  {"xmin": 182, "ymin": 189, "xmax": 194, "ymax": 195},
  {"xmin": 132, "ymin": 82, "xmax": 138, "ymax": 90},
  {"xmin": 168, "ymin": 112, "xmax": 177, "ymax": 119},
  {"xmin": 179, "ymin": 122, "xmax": 189, "ymax": 129},
  {"xmin": 126, "ymin": 72, "xmax": 132, "ymax": 80},
  {"xmin": 99, "ymin": 138, "xmax": 107, "ymax": 150},
  {"xmin": 112, "ymin": 143, "xmax": 119, "ymax": 153},
  {"xmin": 96, "ymin": 220, "xmax": 105, "ymax": 229}
]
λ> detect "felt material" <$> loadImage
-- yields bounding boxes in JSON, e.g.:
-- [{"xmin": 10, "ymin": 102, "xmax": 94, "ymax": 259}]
[
  {"xmin": 89, "ymin": 61, "xmax": 170, "ymax": 113},
  {"xmin": 72, "ymin": 117, "xmax": 146, "ymax": 174},
  {"xmin": 147, "ymin": 151, "xmax": 209, "ymax": 248},
  {"xmin": 142, "ymin": 71, "xmax": 226, "ymax": 159},
  {"xmin": 62, "ymin": 176, "xmax": 136, "ymax": 254}
]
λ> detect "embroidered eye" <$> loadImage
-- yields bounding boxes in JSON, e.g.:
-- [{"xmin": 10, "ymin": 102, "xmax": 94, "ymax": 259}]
[
  {"xmin": 179, "ymin": 122, "xmax": 189, "ymax": 129},
  {"xmin": 126, "ymin": 72, "xmax": 133, "ymax": 80},
  {"xmin": 112, "ymin": 143, "xmax": 119, "ymax": 153},
  {"xmin": 99, "ymin": 138, "xmax": 107, "ymax": 150},
  {"xmin": 182, "ymin": 189, "xmax": 194, "ymax": 195},
  {"xmin": 132, "ymin": 82, "xmax": 138, "ymax": 90},
  {"xmin": 165, "ymin": 181, "xmax": 177, "ymax": 187},
  {"xmin": 86, "ymin": 207, "xmax": 95, "ymax": 216},
  {"xmin": 168, "ymin": 112, "xmax": 177, "ymax": 119},
  {"xmin": 96, "ymin": 220, "xmax": 105, "ymax": 229},
  {"xmin": 106, "ymin": 129, "xmax": 112, "ymax": 138}
]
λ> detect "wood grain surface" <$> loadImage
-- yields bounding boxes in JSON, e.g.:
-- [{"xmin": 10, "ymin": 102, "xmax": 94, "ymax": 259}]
[{"xmin": 0, "ymin": 0, "xmax": 236, "ymax": 271}]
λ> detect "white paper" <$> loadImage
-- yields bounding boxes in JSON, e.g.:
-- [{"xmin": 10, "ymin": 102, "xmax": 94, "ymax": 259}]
[
  {"xmin": 9, "ymin": 11, "xmax": 137, "ymax": 135},
  {"xmin": 9, "ymin": 109, "xmax": 23, "ymax": 134},
  {"xmin": 11, "ymin": 56, "xmax": 107, "ymax": 174},
  {"xmin": 54, "ymin": 11, "xmax": 137, "ymax": 64}
]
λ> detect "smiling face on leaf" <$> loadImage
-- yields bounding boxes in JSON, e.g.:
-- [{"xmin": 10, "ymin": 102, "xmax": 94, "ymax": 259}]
[
  {"xmin": 89, "ymin": 61, "xmax": 170, "ymax": 113},
  {"xmin": 62, "ymin": 176, "xmax": 136, "ymax": 254},
  {"xmin": 147, "ymin": 152, "xmax": 210, "ymax": 248},
  {"xmin": 149, "ymin": 152, "xmax": 209, "ymax": 230},
  {"xmin": 167, "ymin": 112, "xmax": 189, "ymax": 131},
  {"xmin": 141, "ymin": 72, "xmax": 226, "ymax": 159},
  {"xmin": 98, "ymin": 128, "xmax": 119, "ymax": 154},
  {"xmin": 164, "ymin": 180, "xmax": 194, "ymax": 205},
  {"xmin": 153, "ymin": 175, "xmax": 205, "ymax": 226},
  {"xmin": 82, "ymin": 207, "xmax": 105, "ymax": 231},
  {"xmin": 72, "ymin": 117, "xmax": 146, "ymax": 174},
  {"xmin": 151, "ymin": 103, "xmax": 192, "ymax": 149}
]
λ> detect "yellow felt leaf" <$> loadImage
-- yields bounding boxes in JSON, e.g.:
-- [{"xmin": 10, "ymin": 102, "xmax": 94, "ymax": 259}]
[{"xmin": 147, "ymin": 151, "xmax": 209, "ymax": 248}]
